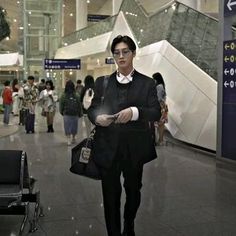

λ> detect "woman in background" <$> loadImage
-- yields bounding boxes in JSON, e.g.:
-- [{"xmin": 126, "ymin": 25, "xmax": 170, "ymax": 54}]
[
  {"xmin": 12, "ymin": 78, "xmax": 20, "ymax": 116},
  {"xmin": 152, "ymin": 72, "xmax": 168, "ymax": 145},
  {"xmin": 80, "ymin": 75, "xmax": 95, "ymax": 137},
  {"xmin": 59, "ymin": 80, "xmax": 82, "ymax": 145},
  {"xmin": 39, "ymin": 80, "xmax": 58, "ymax": 132}
]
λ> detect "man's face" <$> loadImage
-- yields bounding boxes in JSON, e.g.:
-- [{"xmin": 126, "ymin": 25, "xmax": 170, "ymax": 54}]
[
  {"xmin": 113, "ymin": 42, "xmax": 135, "ymax": 70},
  {"xmin": 28, "ymin": 79, "xmax": 34, "ymax": 86}
]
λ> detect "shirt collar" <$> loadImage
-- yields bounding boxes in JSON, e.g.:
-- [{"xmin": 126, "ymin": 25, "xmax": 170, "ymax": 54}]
[{"xmin": 116, "ymin": 69, "xmax": 135, "ymax": 84}]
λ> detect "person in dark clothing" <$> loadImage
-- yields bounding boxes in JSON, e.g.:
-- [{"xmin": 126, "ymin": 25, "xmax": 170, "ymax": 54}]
[
  {"xmin": 87, "ymin": 35, "xmax": 161, "ymax": 236},
  {"xmin": 152, "ymin": 72, "xmax": 168, "ymax": 145},
  {"xmin": 75, "ymin": 79, "xmax": 84, "ymax": 95},
  {"xmin": 80, "ymin": 75, "xmax": 95, "ymax": 137},
  {"xmin": 38, "ymin": 79, "xmax": 46, "ymax": 94},
  {"xmin": 2, "ymin": 80, "xmax": 13, "ymax": 124}
]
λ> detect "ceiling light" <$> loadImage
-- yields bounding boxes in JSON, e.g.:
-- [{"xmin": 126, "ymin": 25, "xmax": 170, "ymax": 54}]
[
  {"xmin": 63, "ymin": 4, "xmax": 65, "ymax": 7},
  {"xmin": 69, "ymin": 13, "xmax": 73, "ymax": 17},
  {"xmin": 17, "ymin": 1, "xmax": 20, "ymax": 4},
  {"xmin": 87, "ymin": 0, "xmax": 90, "ymax": 3},
  {"xmin": 13, "ymin": 19, "xmax": 17, "ymax": 22},
  {"xmin": 6, "ymin": 37, "xmax": 10, "ymax": 40}
]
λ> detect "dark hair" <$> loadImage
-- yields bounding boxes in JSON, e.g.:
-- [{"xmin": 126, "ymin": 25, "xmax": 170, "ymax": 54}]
[
  {"xmin": 12, "ymin": 78, "xmax": 19, "ymax": 92},
  {"xmin": 111, "ymin": 35, "xmax": 136, "ymax": 54},
  {"xmin": 46, "ymin": 80, "xmax": 54, "ymax": 90},
  {"xmin": 77, "ymin": 79, "xmax": 82, "ymax": 84},
  {"xmin": 152, "ymin": 72, "xmax": 165, "ymax": 89},
  {"xmin": 84, "ymin": 75, "xmax": 94, "ymax": 89},
  {"xmin": 4, "ymin": 80, "xmax": 10, "ymax": 86},
  {"xmin": 27, "ymin": 75, "xmax": 35, "ymax": 81},
  {"xmin": 41, "ymin": 79, "xmax": 45, "ymax": 83},
  {"xmin": 65, "ymin": 80, "xmax": 75, "ymax": 94},
  {"xmin": 12, "ymin": 78, "xmax": 18, "ymax": 87}
]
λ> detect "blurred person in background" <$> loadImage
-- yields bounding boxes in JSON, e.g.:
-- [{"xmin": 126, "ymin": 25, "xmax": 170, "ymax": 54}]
[
  {"xmin": 75, "ymin": 79, "xmax": 84, "ymax": 96},
  {"xmin": 12, "ymin": 78, "xmax": 20, "ymax": 116},
  {"xmin": 80, "ymin": 75, "xmax": 95, "ymax": 137},
  {"xmin": 22, "ymin": 76, "xmax": 38, "ymax": 133},
  {"xmin": 152, "ymin": 72, "xmax": 168, "ymax": 146},
  {"xmin": 2, "ymin": 80, "xmax": 13, "ymax": 125},
  {"xmin": 39, "ymin": 80, "xmax": 58, "ymax": 132},
  {"xmin": 59, "ymin": 80, "xmax": 82, "ymax": 145},
  {"xmin": 37, "ymin": 79, "xmax": 46, "ymax": 94}
]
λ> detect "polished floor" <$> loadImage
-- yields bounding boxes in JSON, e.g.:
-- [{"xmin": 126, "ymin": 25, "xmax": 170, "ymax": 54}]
[{"xmin": 1, "ymin": 110, "xmax": 236, "ymax": 236}]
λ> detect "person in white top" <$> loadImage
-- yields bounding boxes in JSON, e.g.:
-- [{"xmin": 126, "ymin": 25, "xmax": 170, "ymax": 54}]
[{"xmin": 39, "ymin": 80, "xmax": 58, "ymax": 132}]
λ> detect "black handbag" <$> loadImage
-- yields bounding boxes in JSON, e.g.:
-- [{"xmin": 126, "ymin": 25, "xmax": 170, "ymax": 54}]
[
  {"xmin": 69, "ymin": 75, "xmax": 109, "ymax": 180},
  {"xmin": 70, "ymin": 129, "xmax": 101, "ymax": 180}
]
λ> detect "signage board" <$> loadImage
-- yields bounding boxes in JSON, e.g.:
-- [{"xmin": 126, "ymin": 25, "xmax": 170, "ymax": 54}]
[
  {"xmin": 222, "ymin": 39, "xmax": 236, "ymax": 160},
  {"xmin": 44, "ymin": 59, "xmax": 81, "ymax": 70},
  {"xmin": 105, "ymin": 57, "xmax": 115, "ymax": 64},
  {"xmin": 224, "ymin": 0, "xmax": 236, "ymax": 16}
]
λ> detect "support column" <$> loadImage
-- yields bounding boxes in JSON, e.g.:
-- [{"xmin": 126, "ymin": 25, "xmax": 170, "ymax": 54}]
[
  {"xmin": 76, "ymin": 0, "xmax": 88, "ymax": 81},
  {"xmin": 76, "ymin": 0, "xmax": 87, "ymax": 31}
]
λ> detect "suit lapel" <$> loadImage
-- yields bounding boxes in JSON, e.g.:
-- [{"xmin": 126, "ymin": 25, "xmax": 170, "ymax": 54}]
[{"xmin": 105, "ymin": 73, "xmax": 119, "ymax": 113}]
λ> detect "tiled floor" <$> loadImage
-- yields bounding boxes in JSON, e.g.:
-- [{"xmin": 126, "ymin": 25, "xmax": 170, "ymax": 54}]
[{"xmin": 0, "ymin": 111, "xmax": 236, "ymax": 236}]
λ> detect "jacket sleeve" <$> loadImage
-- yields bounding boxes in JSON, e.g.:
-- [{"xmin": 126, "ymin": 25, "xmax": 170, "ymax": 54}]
[{"xmin": 137, "ymin": 79, "xmax": 161, "ymax": 122}]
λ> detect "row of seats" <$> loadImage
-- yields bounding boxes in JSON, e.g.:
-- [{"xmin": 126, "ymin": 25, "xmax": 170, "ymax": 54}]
[{"xmin": 0, "ymin": 150, "xmax": 43, "ymax": 235}]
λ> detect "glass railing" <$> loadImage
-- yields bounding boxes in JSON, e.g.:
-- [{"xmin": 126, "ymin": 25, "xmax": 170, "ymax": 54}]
[
  {"xmin": 62, "ymin": 15, "xmax": 117, "ymax": 46},
  {"xmin": 120, "ymin": 0, "xmax": 219, "ymax": 80},
  {"xmin": 61, "ymin": 0, "xmax": 235, "ymax": 80}
]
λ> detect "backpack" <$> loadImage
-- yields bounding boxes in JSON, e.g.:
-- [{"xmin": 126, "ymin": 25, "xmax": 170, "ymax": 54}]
[
  {"xmin": 64, "ymin": 94, "xmax": 81, "ymax": 116},
  {"xmin": 82, "ymin": 88, "xmax": 94, "ymax": 110}
]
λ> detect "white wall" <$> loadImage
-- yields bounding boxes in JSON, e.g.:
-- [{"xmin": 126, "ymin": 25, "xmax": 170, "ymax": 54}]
[{"xmin": 134, "ymin": 40, "xmax": 217, "ymax": 150}]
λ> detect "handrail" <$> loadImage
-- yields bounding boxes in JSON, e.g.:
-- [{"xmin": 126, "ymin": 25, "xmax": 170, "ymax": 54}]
[{"xmin": 62, "ymin": 14, "xmax": 117, "ymax": 44}]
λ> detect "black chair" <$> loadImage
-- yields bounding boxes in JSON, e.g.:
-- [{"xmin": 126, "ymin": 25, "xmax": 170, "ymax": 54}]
[{"xmin": 0, "ymin": 150, "xmax": 43, "ymax": 235}]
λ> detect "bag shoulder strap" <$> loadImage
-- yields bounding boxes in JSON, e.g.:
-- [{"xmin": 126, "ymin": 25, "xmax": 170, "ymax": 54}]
[{"xmin": 101, "ymin": 75, "xmax": 109, "ymax": 105}]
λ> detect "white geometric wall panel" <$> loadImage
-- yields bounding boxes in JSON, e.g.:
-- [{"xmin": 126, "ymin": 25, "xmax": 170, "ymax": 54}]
[{"xmin": 134, "ymin": 40, "xmax": 217, "ymax": 151}]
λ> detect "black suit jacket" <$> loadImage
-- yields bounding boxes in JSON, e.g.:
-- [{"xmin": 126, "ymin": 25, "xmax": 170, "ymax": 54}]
[{"xmin": 88, "ymin": 70, "xmax": 161, "ymax": 169}]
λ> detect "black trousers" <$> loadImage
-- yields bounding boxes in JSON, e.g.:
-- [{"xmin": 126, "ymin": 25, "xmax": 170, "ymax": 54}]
[
  {"xmin": 101, "ymin": 152, "xmax": 143, "ymax": 236},
  {"xmin": 25, "ymin": 111, "xmax": 35, "ymax": 132}
]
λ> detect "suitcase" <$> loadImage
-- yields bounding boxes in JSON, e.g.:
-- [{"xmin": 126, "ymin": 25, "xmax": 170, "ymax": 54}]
[
  {"xmin": 25, "ymin": 111, "xmax": 35, "ymax": 133},
  {"xmin": 19, "ymin": 109, "xmax": 27, "ymax": 125}
]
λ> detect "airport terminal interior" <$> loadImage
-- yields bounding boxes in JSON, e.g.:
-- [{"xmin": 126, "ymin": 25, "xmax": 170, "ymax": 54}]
[{"xmin": 1, "ymin": 0, "xmax": 236, "ymax": 235}]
